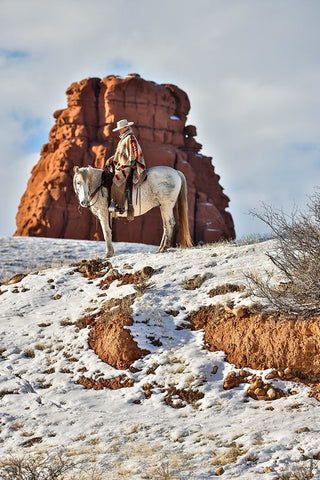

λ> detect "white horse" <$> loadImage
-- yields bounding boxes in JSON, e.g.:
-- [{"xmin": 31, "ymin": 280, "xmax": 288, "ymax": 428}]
[{"xmin": 73, "ymin": 165, "xmax": 193, "ymax": 257}]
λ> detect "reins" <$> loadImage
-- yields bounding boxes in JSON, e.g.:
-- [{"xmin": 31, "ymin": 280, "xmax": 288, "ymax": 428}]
[{"xmin": 88, "ymin": 182, "xmax": 104, "ymax": 207}]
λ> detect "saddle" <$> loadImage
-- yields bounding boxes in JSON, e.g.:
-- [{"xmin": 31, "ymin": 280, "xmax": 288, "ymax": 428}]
[{"xmin": 101, "ymin": 165, "xmax": 147, "ymax": 221}]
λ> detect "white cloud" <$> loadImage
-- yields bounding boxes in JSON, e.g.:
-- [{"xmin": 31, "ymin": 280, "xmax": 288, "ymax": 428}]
[{"xmin": 0, "ymin": 0, "xmax": 320, "ymax": 238}]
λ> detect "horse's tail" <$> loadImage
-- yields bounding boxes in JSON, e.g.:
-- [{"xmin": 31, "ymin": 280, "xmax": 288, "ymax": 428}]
[{"xmin": 176, "ymin": 172, "xmax": 193, "ymax": 248}]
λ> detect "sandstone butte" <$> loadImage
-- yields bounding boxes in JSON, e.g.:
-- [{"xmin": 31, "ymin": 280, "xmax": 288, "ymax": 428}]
[{"xmin": 15, "ymin": 74, "xmax": 235, "ymax": 245}]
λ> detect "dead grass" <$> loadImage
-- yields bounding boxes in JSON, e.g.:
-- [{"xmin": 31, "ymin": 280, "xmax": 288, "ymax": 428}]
[
  {"xmin": 275, "ymin": 460, "xmax": 316, "ymax": 479},
  {"xmin": 183, "ymin": 274, "xmax": 205, "ymax": 290},
  {"xmin": 164, "ymin": 386, "xmax": 204, "ymax": 409},
  {"xmin": 212, "ymin": 441, "xmax": 247, "ymax": 466},
  {"xmin": 23, "ymin": 348, "xmax": 35, "ymax": 358},
  {"xmin": 209, "ymin": 283, "xmax": 245, "ymax": 297}
]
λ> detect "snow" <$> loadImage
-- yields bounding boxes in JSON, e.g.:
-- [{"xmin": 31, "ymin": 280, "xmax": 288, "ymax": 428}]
[{"xmin": 0, "ymin": 236, "xmax": 320, "ymax": 479}]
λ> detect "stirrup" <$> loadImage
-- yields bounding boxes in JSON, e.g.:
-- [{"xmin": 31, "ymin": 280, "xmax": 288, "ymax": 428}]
[{"xmin": 108, "ymin": 201, "xmax": 116, "ymax": 213}]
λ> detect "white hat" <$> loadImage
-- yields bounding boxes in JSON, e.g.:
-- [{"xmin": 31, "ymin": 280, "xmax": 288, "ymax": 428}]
[{"xmin": 112, "ymin": 119, "xmax": 134, "ymax": 132}]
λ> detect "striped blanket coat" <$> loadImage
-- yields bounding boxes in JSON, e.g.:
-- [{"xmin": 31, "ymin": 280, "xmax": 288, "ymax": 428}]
[{"xmin": 111, "ymin": 128, "xmax": 146, "ymax": 187}]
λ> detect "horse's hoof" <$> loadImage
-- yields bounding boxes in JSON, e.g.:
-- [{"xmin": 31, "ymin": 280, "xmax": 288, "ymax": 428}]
[
  {"xmin": 105, "ymin": 251, "xmax": 114, "ymax": 258},
  {"xmin": 156, "ymin": 247, "xmax": 167, "ymax": 253}
]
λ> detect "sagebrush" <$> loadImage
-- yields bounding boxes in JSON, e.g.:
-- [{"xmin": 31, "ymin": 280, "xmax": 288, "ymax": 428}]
[{"xmin": 247, "ymin": 191, "xmax": 320, "ymax": 316}]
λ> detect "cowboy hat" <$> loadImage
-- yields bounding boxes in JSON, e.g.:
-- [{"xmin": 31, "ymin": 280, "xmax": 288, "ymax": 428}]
[{"xmin": 112, "ymin": 119, "xmax": 134, "ymax": 132}]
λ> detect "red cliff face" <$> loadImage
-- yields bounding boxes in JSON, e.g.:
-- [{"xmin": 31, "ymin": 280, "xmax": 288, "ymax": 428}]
[{"xmin": 15, "ymin": 74, "xmax": 235, "ymax": 244}]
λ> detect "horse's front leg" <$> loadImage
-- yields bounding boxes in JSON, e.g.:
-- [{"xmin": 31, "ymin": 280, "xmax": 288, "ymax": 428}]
[
  {"xmin": 157, "ymin": 205, "xmax": 175, "ymax": 253},
  {"xmin": 98, "ymin": 212, "xmax": 114, "ymax": 257}
]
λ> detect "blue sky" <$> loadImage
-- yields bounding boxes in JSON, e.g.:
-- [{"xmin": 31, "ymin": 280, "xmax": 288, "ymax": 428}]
[{"xmin": 1, "ymin": 0, "xmax": 320, "ymax": 239}]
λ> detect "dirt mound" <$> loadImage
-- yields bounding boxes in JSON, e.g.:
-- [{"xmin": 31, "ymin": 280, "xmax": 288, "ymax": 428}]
[{"xmin": 88, "ymin": 313, "xmax": 150, "ymax": 370}]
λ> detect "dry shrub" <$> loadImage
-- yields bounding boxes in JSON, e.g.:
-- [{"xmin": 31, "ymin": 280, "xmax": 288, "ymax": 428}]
[
  {"xmin": 76, "ymin": 374, "xmax": 134, "ymax": 390},
  {"xmin": 248, "ymin": 193, "xmax": 320, "ymax": 316},
  {"xmin": 24, "ymin": 348, "xmax": 35, "ymax": 358},
  {"xmin": 98, "ymin": 266, "xmax": 155, "ymax": 291},
  {"xmin": 164, "ymin": 386, "xmax": 204, "ymax": 409},
  {"xmin": 183, "ymin": 273, "xmax": 213, "ymax": 290},
  {"xmin": 275, "ymin": 459, "xmax": 316, "ymax": 479},
  {"xmin": 0, "ymin": 452, "xmax": 75, "ymax": 479},
  {"xmin": 212, "ymin": 441, "xmax": 246, "ymax": 467},
  {"xmin": 0, "ymin": 452, "xmax": 106, "ymax": 480},
  {"xmin": 77, "ymin": 258, "xmax": 110, "ymax": 279},
  {"xmin": 209, "ymin": 283, "xmax": 245, "ymax": 297}
]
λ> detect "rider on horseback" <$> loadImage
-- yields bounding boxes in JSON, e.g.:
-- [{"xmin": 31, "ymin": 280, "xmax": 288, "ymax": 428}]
[{"xmin": 105, "ymin": 119, "xmax": 146, "ymax": 220}]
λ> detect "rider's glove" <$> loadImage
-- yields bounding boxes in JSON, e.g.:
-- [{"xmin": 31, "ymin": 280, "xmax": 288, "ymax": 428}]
[{"xmin": 106, "ymin": 156, "xmax": 114, "ymax": 166}]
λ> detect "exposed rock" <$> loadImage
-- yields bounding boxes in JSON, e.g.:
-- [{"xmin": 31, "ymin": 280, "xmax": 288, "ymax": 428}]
[
  {"xmin": 215, "ymin": 467, "xmax": 225, "ymax": 476},
  {"xmin": 15, "ymin": 74, "xmax": 235, "ymax": 244},
  {"xmin": 224, "ymin": 370, "xmax": 285, "ymax": 401},
  {"xmin": 223, "ymin": 370, "xmax": 249, "ymax": 390},
  {"xmin": 246, "ymin": 375, "xmax": 285, "ymax": 401}
]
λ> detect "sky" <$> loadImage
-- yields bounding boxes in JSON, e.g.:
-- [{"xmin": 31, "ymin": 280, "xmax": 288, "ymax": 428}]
[{"xmin": 0, "ymin": 0, "xmax": 320, "ymax": 239}]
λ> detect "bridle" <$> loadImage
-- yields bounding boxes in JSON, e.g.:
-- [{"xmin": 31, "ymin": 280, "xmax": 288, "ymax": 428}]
[
  {"xmin": 74, "ymin": 173, "xmax": 104, "ymax": 210},
  {"xmin": 75, "ymin": 166, "xmax": 114, "ymax": 210},
  {"xmin": 88, "ymin": 182, "xmax": 104, "ymax": 207}
]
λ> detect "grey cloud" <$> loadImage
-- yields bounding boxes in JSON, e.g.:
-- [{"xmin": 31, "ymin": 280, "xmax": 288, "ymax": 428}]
[{"xmin": 0, "ymin": 0, "xmax": 320, "ymax": 238}]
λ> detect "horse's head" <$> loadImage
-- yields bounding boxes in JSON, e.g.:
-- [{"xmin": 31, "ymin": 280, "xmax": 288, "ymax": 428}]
[{"xmin": 73, "ymin": 166, "xmax": 91, "ymax": 208}]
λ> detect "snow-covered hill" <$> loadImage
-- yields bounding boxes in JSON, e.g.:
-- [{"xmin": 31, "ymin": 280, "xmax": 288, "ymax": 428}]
[{"xmin": 0, "ymin": 237, "xmax": 319, "ymax": 479}]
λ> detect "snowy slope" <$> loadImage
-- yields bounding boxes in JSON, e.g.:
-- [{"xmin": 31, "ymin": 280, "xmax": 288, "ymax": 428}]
[{"xmin": 0, "ymin": 237, "xmax": 319, "ymax": 479}]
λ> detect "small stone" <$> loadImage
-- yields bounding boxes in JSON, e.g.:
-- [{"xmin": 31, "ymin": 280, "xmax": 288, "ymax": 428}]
[
  {"xmin": 254, "ymin": 387, "xmax": 266, "ymax": 397},
  {"xmin": 7, "ymin": 273, "xmax": 26, "ymax": 285},
  {"xmin": 264, "ymin": 466, "xmax": 273, "ymax": 473},
  {"xmin": 296, "ymin": 427, "xmax": 310, "ymax": 434},
  {"xmin": 223, "ymin": 371, "xmax": 242, "ymax": 390},
  {"xmin": 265, "ymin": 370, "xmax": 277, "ymax": 380},
  {"xmin": 233, "ymin": 305, "xmax": 248, "ymax": 319},
  {"xmin": 266, "ymin": 387, "xmax": 277, "ymax": 400},
  {"xmin": 216, "ymin": 466, "xmax": 224, "ymax": 476}
]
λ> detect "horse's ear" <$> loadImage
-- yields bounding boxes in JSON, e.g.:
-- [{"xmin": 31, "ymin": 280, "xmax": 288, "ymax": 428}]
[{"xmin": 73, "ymin": 166, "xmax": 79, "ymax": 174}]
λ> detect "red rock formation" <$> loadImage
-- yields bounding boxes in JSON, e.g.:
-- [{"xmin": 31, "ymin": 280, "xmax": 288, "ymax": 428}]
[{"xmin": 15, "ymin": 74, "xmax": 235, "ymax": 244}]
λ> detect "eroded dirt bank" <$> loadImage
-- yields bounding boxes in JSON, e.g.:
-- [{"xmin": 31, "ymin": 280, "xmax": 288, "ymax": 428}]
[
  {"xmin": 188, "ymin": 306, "xmax": 320, "ymax": 382},
  {"xmin": 89, "ymin": 312, "xmax": 150, "ymax": 370}
]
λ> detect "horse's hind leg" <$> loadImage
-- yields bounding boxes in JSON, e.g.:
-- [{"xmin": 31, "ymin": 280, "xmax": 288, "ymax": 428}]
[{"xmin": 157, "ymin": 204, "xmax": 175, "ymax": 253}]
